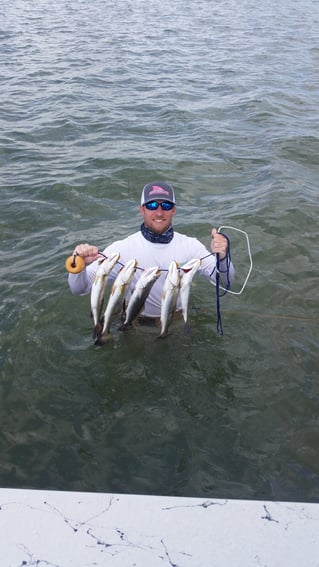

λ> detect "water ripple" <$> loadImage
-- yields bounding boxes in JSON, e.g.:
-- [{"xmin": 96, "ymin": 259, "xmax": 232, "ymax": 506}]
[{"xmin": 1, "ymin": 0, "xmax": 318, "ymax": 501}]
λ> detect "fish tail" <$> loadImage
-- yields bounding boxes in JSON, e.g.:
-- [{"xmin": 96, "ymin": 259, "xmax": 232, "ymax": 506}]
[
  {"xmin": 118, "ymin": 322, "xmax": 132, "ymax": 332},
  {"xmin": 183, "ymin": 323, "xmax": 191, "ymax": 336},
  {"xmin": 94, "ymin": 331, "xmax": 113, "ymax": 346},
  {"xmin": 156, "ymin": 330, "xmax": 169, "ymax": 340},
  {"xmin": 92, "ymin": 320, "xmax": 104, "ymax": 340},
  {"xmin": 120, "ymin": 299, "xmax": 127, "ymax": 323}
]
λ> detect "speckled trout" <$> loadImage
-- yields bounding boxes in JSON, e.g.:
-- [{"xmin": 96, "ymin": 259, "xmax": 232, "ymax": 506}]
[
  {"xmin": 90, "ymin": 251, "xmax": 120, "ymax": 339},
  {"xmin": 120, "ymin": 266, "xmax": 161, "ymax": 330},
  {"xmin": 95, "ymin": 258, "xmax": 137, "ymax": 345},
  {"xmin": 158, "ymin": 260, "xmax": 181, "ymax": 338},
  {"xmin": 179, "ymin": 258, "xmax": 201, "ymax": 328}
]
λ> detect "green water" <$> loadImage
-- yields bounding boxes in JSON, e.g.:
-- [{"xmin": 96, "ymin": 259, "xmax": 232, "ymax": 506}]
[{"xmin": 1, "ymin": 0, "xmax": 318, "ymax": 502}]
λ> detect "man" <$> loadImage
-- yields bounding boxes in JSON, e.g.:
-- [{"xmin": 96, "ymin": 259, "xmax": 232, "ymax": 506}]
[{"xmin": 68, "ymin": 181, "xmax": 234, "ymax": 320}]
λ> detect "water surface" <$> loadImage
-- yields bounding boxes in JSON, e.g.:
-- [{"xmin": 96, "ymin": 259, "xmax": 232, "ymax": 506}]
[{"xmin": 1, "ymin": 0, "xmax": 318, "ymax": 502}]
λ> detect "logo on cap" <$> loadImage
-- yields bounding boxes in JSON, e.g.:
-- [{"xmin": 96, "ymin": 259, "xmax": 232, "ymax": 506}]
[{"xmin": 149, "ymin": 185, "xmax": 170, "ymax": 197}]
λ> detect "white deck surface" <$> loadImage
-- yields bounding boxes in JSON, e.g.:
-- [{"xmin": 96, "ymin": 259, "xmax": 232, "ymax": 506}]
[{"xmin": 0, "ymin": 488, "xmax": 318, "ymax": 566}]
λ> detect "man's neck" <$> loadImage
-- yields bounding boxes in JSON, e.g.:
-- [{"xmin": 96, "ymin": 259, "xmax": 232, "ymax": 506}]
[{"xmin": 140, "ymin": 223, "xmax": 174, "ymax": 244}]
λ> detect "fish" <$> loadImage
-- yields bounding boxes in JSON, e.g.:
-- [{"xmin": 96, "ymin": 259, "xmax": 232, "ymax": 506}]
[
  {"xmin": 120, "ymin": 266, "xmax": 161, "ymax": 330},
  {"xmin": 179, "ymin": 258, "xmax": 201, "ymax": 329},
  {"xmin": 90, "ymin": 251, "xmax": 120, "ymax": 339},
  {"xmin": 95, "ymin": 258, "xmax": 137, "ymax": 345},
  {"xmin": 158, "ymin": 260, "xmax": 181, "ymax": 338}
]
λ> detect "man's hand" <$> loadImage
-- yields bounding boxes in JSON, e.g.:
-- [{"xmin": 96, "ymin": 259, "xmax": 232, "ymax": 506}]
[
  {"xmin": 211, "ymin": 228, "xmax": 228, "ymax": 260},
  {"xmin": 73, "ymin": 243, "xmax": 100, "ymax": 266}
]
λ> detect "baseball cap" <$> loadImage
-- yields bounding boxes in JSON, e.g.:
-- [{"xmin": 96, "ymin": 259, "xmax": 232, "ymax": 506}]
[{"xmin": 140, "ymin": 181, "xmax": 176, "ymax": 206}]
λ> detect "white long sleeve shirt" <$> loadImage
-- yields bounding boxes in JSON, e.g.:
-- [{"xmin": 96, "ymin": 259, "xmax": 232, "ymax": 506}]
[{"xmin": 68, "ymin": 230, "xmax": 234, "ymax": 317}]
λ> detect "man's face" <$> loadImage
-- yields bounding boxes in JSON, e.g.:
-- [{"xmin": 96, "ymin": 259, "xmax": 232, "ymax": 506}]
[{"xmin": 139, "ymin": 201, "xmax": 176, "ymax": 234}]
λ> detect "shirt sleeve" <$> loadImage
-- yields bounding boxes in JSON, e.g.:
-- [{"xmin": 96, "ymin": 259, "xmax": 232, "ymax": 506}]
[
  {"xmin": 67, "ymin": 238, "xmax": 127, "ymax": 295},
  {"xmin": 68, "ymin": 261, "xmax": 98, "ymax": 295}
]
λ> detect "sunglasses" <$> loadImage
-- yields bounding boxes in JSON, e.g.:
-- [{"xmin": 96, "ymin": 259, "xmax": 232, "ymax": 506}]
[{"xmin": 144, "ymin": 201, "xmax": 175, "ymax": 211}]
